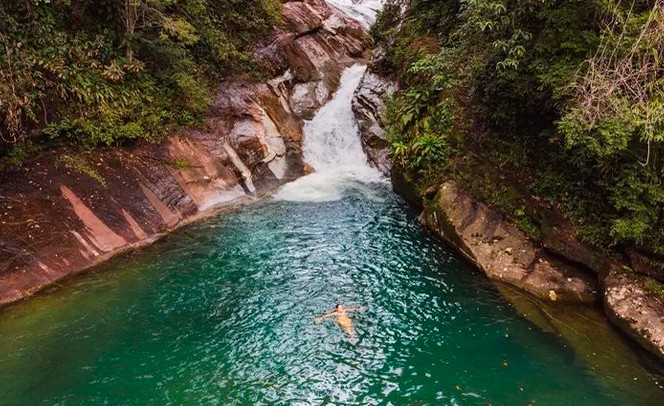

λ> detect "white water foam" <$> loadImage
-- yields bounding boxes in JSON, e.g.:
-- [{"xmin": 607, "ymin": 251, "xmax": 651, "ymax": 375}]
[
  {"xmin": 275, "ymin": 64, "xmax": 384, "ymax": 202},
  {"xmin": 326, "ymin": 0, "xmax": 385, "ymax": 28}
]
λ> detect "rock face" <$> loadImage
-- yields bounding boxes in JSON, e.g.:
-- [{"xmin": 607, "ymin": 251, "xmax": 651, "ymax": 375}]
[
  {"xmin": 0, "ymin": 0, "xmax": 370, "ymax": 307},
  {"xmin": 395, "ymin": 172, "xmax": 664, "ymax": 361},
  {"xmin": 603, "ymin": 266, "xmax": 664, "ymax": 361},
  {"xmin": 352, "ymin": 71, "xmax": 396, "ymax": 174},
  {"xmin": 350, "ymin": 0, "xmax": 413, "ymax": 174},
  {"xmin": 539, "ymin": 218, "xmax": 610, "ymax": 274},
  {"xmin": 390, "ymin": 164, "xmax": 421, "ymax": 209},
  {"xmin": 420, "ymin": 181, "xmax": 597, "ymax": 303},
  {"xmin": 627, "ymin": 248, "xmax": 664, "ymax": 283}
]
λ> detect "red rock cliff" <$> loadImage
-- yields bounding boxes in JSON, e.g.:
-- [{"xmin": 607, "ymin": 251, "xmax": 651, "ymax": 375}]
[{"xmin": 0, "ymin": 0, "xmax": 371, "ymax": 306}]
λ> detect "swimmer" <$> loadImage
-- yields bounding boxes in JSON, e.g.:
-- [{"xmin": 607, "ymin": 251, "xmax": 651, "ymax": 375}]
[{"xmin": 315, "ymin": 304, "xmax": 362, "ymax": 338}]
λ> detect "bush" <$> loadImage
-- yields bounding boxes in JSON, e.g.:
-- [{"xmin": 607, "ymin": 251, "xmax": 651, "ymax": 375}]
[
  {"xmin": 0, "ymin": 0, "xmax": 282, "ymax": 161},
  {"xmin": 376, "ymin": 0, "xmax": 664, "ymax": 255}
]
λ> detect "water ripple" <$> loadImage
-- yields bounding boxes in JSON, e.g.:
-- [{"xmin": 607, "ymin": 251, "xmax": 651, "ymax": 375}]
[{"xmin": 0, "ymin": 185, "xmax": 661, "ymax": 405}]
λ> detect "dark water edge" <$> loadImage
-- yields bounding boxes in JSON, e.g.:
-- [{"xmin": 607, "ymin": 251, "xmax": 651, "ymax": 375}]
[{"xmin": 0, "ymin": 183, "xmax": 663, "ymax": 405}]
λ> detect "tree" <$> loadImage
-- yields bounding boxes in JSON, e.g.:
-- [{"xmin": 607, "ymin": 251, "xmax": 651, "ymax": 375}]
[{"xmin": 562, "ymin": 0, "xmax": 664, "ymax": 165}]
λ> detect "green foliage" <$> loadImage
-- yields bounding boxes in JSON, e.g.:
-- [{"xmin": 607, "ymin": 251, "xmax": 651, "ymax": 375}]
[
  {"xmin": 385, "ymin": 54, "xmax": 461, "ymax": 180},
  {"xmin": 56, "ymin": 153, "xmax": 107, "ymax": 186},
  {"xmin": 376, "ymin": 0, "xmax": 664, "ymax": 255},
  {"xmin": 0, "ymin": 142, "xmax": 42, "ymax": 171},
  {"xmin": 559, "ymin": 1, "xmax": 664, "ymax": 160},
  {"xmin": 0, "ymin": 0, "xmax": 282, "ymax": 153},
  {"xmin": 609, "ymin": 163, "xmax": 664, "ymax": 249},
  {"xmin": 642, "ymin": 275, "xmax": 664, "ymax": 301},
  {"xmin": 171, "ymin": 158, "xmax": 192, "ymax": 169}
]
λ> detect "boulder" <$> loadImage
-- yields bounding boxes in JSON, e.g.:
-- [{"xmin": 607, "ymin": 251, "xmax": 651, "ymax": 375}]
[
  {"xmin": 352, "ymin": 71, "xmax": 397, "ymax": 174},
  {"xmin": 282, "ymin": 1, "xmax": 325, "ymax": 36},
  {"xmin": 290, "ymin": 81, "xmax": 330, "ymax": 119},
  {"xmin": 421, "ymin": 181, "xmax": 598, "ymax": 303},
  {"xmin": 603, "ymin": 266, "xmax": 664, "ymax": 362}
]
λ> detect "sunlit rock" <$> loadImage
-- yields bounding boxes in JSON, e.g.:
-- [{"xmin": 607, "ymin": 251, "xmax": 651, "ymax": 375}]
[{"xmin": 420, "ymin": 181, "xmax": 598, "ymax": 303}]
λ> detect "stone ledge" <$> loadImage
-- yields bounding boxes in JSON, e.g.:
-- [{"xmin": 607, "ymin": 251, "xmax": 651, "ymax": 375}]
[
  {"xmin": 603, "ymin": 266, "xmax": 664, "ymax": 362},
  {"xmin": 420, "ymin": 181, "xmax": 598, "ymax": 303}
]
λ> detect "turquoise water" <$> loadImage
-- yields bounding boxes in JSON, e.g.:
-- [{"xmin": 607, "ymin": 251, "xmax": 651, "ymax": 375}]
[{"xmin": 0, "ymin": 183, "xmax": 662, "ymax": 405}]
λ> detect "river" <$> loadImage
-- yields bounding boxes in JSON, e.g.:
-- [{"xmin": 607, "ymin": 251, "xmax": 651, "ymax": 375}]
[
  {"xmin": 1, "ymin": 2, "xmax": 664, "ymax": 404},
  {"xmin": 0, "ymin": 61, "xmax": 663, "ymax": 405}
]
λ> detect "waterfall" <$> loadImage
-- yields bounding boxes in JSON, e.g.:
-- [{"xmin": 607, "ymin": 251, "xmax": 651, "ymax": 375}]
[
  {"xmin": 275, "ymin": 65, "xmax": 383, "ymax": 202},
  {"xmin": 302, "ymin": 65, "xmax": 374, "ymax": 172},
  {"xmin": 326, "ymin": 0, "xmax": 385, "ymax": 28},
  {"xmin": 275, "ymin": 0, "xmax": 387, "ymax": 202}
]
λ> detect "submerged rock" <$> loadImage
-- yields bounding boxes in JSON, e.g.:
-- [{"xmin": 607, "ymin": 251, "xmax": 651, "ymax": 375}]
[
  {"xmin": 603, "ymin": 266, "xmax": 664, "ymax": 362},
  {"xmin": 421, "ymin": 181, "xmax": 597, "ymax": 303},
  {"xmin": 496, "ymin": 283, "xmax": 663, "ymax": 391}
]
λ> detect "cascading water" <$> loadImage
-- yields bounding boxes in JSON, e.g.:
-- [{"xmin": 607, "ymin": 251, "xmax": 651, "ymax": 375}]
[
  {"xmin": 1, "ymin": 2, "xmax": 663, "ymax": 403},
  {"xmin": 301, "ymin": 65, "xmax": 374, "ymax": 172},
  {"xmin": 275, "ymin": 64, "xmax": 384, "ymax": 202},
  {"xmin": 273, "ymin": 1, "xmax": 387, "ymax": 202},
  {"xmin": 326, "ymin": 0, "xmax": 385, "ymax": 28}
]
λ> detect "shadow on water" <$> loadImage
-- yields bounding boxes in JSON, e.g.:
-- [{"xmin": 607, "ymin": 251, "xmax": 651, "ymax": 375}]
[{"xmin": 495, "ymin": 282, "xmax": 664, "ymax": 391}]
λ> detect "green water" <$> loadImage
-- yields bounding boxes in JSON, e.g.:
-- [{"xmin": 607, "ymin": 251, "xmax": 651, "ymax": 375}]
[{"xmin": 0, "ymin": 183, "xmax": 662, "ymax": 405}]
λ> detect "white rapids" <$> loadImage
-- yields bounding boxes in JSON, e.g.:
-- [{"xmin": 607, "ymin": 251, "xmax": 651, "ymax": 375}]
[
  {"xmin": 326, "ymin": 0, "xmax": 385, "ymax": 28},
  {"xmin": 274, "ymin": 64, "xmax": 384, "ymax": 202}
]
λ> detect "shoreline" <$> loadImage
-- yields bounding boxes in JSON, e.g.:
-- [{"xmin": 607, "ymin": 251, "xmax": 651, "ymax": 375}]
[{"xmin": 0, "ymin": 0, "xmax": 371, "ymax": 309}]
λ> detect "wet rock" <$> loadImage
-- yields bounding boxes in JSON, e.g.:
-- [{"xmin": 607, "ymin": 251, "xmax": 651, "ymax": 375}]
[
  {"xmin": 290, "ymin": 81, "xmax": 330, "ymax": 119},
  {"xmin": 275, "ymin": 2, "xmax": 371, "ymax": 117},
  {"xmin": 0, "ymin": 0, "xmax": 371, "ymax": 307},
  {"xmin": 350, "ymin": 4, "xmax": 400, "ymax": 175},
  {"xmin": 390, "ymin": 164, "xmax": 422, "ymax": 210},
  {"xmin": 540, "ymin": 218, "xmax": 609, "ymax": 274},
  {"xmin": 603, "ymin": 266, "xmax": 664, "ymax": 362},
  {"xmin": 421, "ymin": 181, "xmax": 597, "ymax": 303},
  {"xmin": 165, "ymin": 136, "xmax": 245, "ymax": 209},
  {"xmin": 322, "ymin": 13, "xmax": 345, "ymax": 34},
  {"xmin": 303, "ymin": 163, "xmax": 316, "ymax": 174},
  {"xmin": 282, "ymin": 1, "xmax": 325, "ymax": 36},
  {"xmin": 352, "ymin": 71, "xmax": 397, "ymax": 174}
]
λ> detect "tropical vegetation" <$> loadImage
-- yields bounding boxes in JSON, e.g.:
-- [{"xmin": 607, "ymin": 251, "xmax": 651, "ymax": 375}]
[
  {"xmin": 375, "ymin": 0, "xmax": 664, "ymax": 259},
  {"xmin": 0, "ymin": 0, "xmax": 281, "ymax": 167}
]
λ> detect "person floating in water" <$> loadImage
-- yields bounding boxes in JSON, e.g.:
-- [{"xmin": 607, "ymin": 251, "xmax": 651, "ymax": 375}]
[{"xmin": 315, "ymin": 304, "xmax": 362, "ymax": 338}]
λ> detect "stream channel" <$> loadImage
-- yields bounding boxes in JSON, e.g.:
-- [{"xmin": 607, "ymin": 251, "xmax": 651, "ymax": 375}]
[{"xmin": 1, "ymin": 6, "xmax": 664, "ymax": 404}]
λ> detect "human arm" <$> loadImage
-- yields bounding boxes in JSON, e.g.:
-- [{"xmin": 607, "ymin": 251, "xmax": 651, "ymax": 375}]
[{"xmin": 314, "ymin": 311, "xmax": 338, "ymax": 322}]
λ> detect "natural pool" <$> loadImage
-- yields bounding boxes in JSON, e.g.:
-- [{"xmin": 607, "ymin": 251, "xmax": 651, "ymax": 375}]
[
  {"xmin": 1, "ymin": 53, "xmax": 663, "ymax": 405},
  {"xmin": 0, "ymin": 182, "xmax": 662, "ymax": 405}
]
